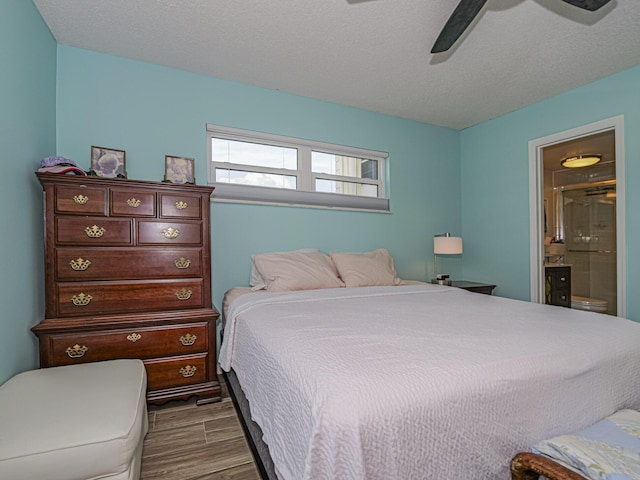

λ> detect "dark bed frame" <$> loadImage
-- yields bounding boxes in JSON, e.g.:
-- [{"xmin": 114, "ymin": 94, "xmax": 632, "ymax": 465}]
[{"xmin": 223, "ymin": 368, "xmax": 278, "ymax": 480}]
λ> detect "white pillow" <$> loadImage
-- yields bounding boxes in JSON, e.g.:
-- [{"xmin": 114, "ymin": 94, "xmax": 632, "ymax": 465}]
[
  {"xmin": 251, "ymin": 249, "xmax": 345, "ymax": 292},
  {"xmin": 330, "ymin": 248, "xmax": 404, "ymax": 288},
  {"xmin": 249, "ymin": 248, "xmax": 319, "ymax": 290}
]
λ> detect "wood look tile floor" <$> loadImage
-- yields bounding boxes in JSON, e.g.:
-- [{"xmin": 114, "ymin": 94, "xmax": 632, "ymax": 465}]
[{"xmin": 142, "ymin": 381, "xmax": 261, "ymax": 480}]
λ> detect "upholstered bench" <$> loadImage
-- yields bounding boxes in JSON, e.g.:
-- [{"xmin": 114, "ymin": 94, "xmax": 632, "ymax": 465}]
[
  {"xmin": 511, "ymin": 409, "xmax": 640, "ymax": 480},
  {"xmin": 0, "ymin": 359, "xmax": 148, "ymax": 480}
]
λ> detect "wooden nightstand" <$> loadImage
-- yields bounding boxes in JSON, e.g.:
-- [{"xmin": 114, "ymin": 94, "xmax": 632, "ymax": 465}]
[{"xmin": 451, "ymin": 280, "xmax": 496, "ymax": 295}]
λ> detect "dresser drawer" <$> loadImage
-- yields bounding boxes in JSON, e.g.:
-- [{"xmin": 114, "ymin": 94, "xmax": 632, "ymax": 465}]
[
  {"xmin": 46, "ymin": 323, "xmax": 208, "ymax": 365},
  {"xmin": 137, "ymin": 221, "xmax": 202, "ymax": 245},
  {"xmin": 56, "ymin": 248, "xmax": 203, "ymax": 280},
  {"xmin": 55, "ymin": 185, "xmax": 107, "ymax": 215},
  {"xmin": 56, "ymin": 279, "xmax": 204, "ymax": 316},
  {"xmin": 56, "ymin": 217, "xmax": 132, "ymax": 245},
  {"xmin": 160, "ymin": 193, "xmax": 202, "ymax": 219},
  {"xmin": 111, "ymin": 189, "xmax": 156, "ymax": 217},
  {"xmin": 144, "ymin": 354, "xmax": 209, "ymax": 390}
]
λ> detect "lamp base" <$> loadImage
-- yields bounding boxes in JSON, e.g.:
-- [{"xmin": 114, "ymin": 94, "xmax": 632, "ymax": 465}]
[{"xmin": 431, "ymin": 278, "xmax": 452, "ymax": 286}]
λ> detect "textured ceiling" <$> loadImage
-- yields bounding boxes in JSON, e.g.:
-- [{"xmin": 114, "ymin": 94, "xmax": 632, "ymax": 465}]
[{"xmin": 33, "ymin": 0, "xmax": 640, "ymax": 130}]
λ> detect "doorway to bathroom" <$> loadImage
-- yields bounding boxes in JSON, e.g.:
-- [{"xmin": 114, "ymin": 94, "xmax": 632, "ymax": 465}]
[{"xmin": 528, "ymin": 116, "xmax": 626, "ymax": 317}]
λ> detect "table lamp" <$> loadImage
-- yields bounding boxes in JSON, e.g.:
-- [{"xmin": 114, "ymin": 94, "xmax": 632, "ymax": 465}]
[{"xmin": 432, "ymin": 233, "xmax": 463, "ymax": 285}]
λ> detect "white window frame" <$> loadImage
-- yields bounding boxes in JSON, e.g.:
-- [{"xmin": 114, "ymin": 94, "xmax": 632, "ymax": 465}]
[{"xmin": 207, "ymin": 124, "xmax": 389, "ymax": 212}]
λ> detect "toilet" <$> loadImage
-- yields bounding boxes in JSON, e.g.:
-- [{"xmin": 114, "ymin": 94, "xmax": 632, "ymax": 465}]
[{"xmin": 571, "ymin": 295, "xmax": 608, "ymax": 313}]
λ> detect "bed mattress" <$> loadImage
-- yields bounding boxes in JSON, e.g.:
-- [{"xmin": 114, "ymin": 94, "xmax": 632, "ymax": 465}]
[{"xmin": 219, "ymin": 284, "xmax": 640, "ymax": 480}]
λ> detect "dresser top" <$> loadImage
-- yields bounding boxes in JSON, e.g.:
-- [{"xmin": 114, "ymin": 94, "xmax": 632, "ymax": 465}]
[{"xmin": 36, "ymin": 172, "xmax": 214, "ymax": 196}]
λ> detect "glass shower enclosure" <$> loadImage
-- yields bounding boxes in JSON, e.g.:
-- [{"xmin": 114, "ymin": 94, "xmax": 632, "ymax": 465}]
[{"xmin": 555, "ymin": 181, "xmax": 617, "ymax": 315}]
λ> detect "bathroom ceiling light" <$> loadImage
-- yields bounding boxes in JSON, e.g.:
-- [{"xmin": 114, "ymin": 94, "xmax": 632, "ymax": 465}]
[{"xmin": 561, "ymin": 154, "xmax": 601, "ymax": 168}]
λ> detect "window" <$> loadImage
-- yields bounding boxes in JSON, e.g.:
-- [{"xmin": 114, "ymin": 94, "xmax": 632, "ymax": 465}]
[{"xmin": 207, "ymin": 124, "xmax": 389, "ymax": 212}]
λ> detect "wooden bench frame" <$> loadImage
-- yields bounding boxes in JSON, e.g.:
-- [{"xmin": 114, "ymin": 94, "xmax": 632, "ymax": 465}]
[{"xmin": 511, "ymin": 452, "xmax": 587, "ymax": 480}]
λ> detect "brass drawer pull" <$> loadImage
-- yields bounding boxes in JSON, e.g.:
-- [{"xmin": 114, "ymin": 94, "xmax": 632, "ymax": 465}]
[
  {"xmin": 69, "ymin": 257, "xmax": 91, "ymax": 271},
  {"xmin": 127, "ymin": 333, "xmax": 142, "ymax": 342},
  {"xmin": 127, "ymin": 198, "xmax": 141, "ymax": 208},
  {"xmin": 179, "ymin": 365, "xmax": 197, "ymax": 378},
  {"xmin": 175, "ymin": 288, "xmax": 192, "ymax": 300},
  {"xmin": 175, "ymin": 201, "xmax": 188, "ymax": 210},
  {"xmin": 73, "ymin": 194, "xmax": 89, "ymax": 205},
  {"xmin": 162, "ymin": 227, "xmax": 180, "ymax": 239},
  {"xmin": 85, "ymin": 225, "xmax": 106, "ymax": 238},
  {"xmin": 179, "ymin": 333, "xmax": 197, "ymax": 346},
  {"xmin": 65, "ymin": 344, "xmax": 88, "ymax": 358},
  {"xmin": 174, "ymin": 257, "xmax": 191, "ymax": 269},
  {"xmin": 71, "ymin": 293, "xmax": 92, "ymax": 306}
]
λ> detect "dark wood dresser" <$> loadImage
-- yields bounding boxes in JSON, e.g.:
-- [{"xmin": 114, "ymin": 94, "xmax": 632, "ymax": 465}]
[{"xmin": 32, "ymin": 173, "xmax": 220, "ymax": 405}]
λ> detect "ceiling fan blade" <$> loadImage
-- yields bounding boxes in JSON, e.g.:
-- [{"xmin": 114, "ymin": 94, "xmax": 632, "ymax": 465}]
[
  {"xmin": 560, "ymin": 0, "xmax": 611, "ymax": 11},
  {"xmin": 431, "ymin": 0, "xmax": 488, "ymax": 53}
]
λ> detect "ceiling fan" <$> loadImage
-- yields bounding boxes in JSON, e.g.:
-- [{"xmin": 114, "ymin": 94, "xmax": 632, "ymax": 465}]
[{"xmin": 431, "ymin": 0, "xmax": 612, "ymax": 53}]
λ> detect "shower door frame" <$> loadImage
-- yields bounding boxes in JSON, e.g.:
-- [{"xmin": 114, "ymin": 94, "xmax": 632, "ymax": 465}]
[
  {"xmin": 528, "ymin": 115, "xmax": 626, "ymax": 317},
  {"xmin": 556, "ymin": 180, "xmax": 618, "ymax": 315}
]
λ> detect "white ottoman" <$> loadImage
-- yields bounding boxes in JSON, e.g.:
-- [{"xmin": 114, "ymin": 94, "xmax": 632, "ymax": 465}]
[{"xmin": 0, "ymin": 359, "xmax": 148, "ymax": 480}]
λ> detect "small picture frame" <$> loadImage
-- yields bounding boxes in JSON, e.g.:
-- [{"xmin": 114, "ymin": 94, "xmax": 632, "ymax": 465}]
[
  {"xmin": 164, "ymin": 155, "xmax": 195, "ymax": 184},
  {"xmin": 90, "ymin": 146, "xmax": 127, "ymax": 178}
]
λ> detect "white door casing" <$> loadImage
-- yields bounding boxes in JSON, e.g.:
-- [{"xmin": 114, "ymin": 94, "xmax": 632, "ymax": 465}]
[{"xmin": 528, "ymin": 115, "xmax": 626, "ymax": 317}]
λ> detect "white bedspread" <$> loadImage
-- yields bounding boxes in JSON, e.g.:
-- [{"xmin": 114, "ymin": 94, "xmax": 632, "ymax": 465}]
[{"xmin": 219, "ymin": 284, "xmax": 640, "ymax": 480}]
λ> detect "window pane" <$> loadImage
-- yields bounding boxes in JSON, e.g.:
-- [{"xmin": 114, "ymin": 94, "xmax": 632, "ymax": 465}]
[
  {"xmin": 216, "ymin": 169, "xmax": 297, "ymax": 189},
  {"xmin": 207, "ymin": 125, "xmax": 388, "ymax": 210},
  {"xmin": 212, "ymin": 138, "xmax": 297, "ymax": 170},
  {"xmin": 315, "ymin": 179, "xmax": 378, "ymax": 197},
  {"xmin": 311, "ymin": 152, "xmax": 378, "ymax": 180}
]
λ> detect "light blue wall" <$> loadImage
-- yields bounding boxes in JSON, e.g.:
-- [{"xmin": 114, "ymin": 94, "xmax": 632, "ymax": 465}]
[
  {"xmin": 55, "ymin": 46, "xmax": 462, "ymax": 310},
  {"xmin": 11, "ymin": 5, "xmax": 636, "ymax": 387},
  {"xmin": 460, "ymin": 66, "xmax": 640, "ymax": 319},
  {"xmin": 0, "ymin": 0, "xmax": 56, "ymax": 383}
]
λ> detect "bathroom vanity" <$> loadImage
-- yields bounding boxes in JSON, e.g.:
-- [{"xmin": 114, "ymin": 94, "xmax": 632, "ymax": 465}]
[{"xmin": 544, "ymin": 264, "xmax": 571, "ymax": 308}]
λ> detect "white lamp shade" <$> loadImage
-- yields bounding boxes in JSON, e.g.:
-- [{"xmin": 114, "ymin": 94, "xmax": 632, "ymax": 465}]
[{"xmin": 434, "ymin": 236, "xmax": 463, "ymax": 254}]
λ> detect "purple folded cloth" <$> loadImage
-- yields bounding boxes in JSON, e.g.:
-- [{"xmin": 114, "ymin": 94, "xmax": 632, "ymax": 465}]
[
  {"xmin": 38, "ymin": 156, "xmax": 87, "ymax": 175},
  {"xmin": 40, "ymin": 156, "xmax": 78, "ymax": 168},
  {"xmin": 38, "ymin": 165, "xmax": 87, "ymax": 175}
]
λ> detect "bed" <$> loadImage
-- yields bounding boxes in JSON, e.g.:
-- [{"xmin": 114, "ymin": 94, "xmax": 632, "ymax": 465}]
[{"xmin": 218, "ymin": 251, "xmax": 640, "ymax": 480}]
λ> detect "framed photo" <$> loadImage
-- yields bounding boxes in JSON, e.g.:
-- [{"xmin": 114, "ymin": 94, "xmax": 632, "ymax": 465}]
[
  {"xmin": 90, "ymin": 146, "xmax": 127, "ymax": 178},
  {"xmin": 164, "ymin": 155, "xmax": 195, "ymax": 184}
]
